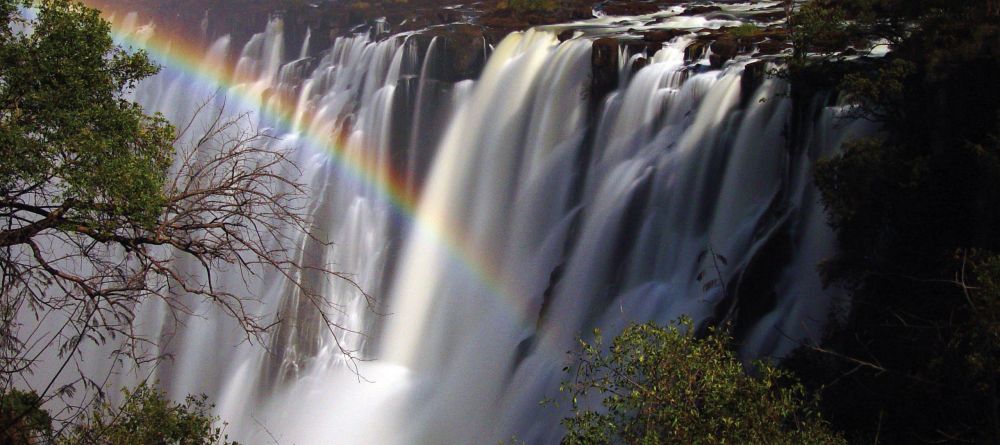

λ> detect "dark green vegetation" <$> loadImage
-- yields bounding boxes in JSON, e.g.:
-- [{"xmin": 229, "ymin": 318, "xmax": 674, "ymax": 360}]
[
  {"xmin": 62, "ymin": 383, "xmax": 237, "ymax": 445},
  {"xmin": 558, "ymin": 320, "xmax": 844, "ymax": 445},
  {"xmin": 1, "ymin": 390, "xmax": 52, "ymax": 444},
  {"xmin": 784, "ymin": 0, "xmax": 1000, "ymax": 443},
  {"xmin": 1, "ymin": 384, "xmax": 236, "ymax": 444},
  {"xmin": 0, "ymin": 0, "xmax": 174, "ymax": 240}
]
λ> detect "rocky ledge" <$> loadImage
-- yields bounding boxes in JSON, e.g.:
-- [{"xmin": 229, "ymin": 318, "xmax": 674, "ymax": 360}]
[{"xmin": 90, "ymin": 0, "xmax": 793, "ymax": 105}]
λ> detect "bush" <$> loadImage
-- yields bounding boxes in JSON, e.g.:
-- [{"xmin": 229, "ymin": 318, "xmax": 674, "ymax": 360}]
[
  {"xmin": 558, "ymin": 319, "xmax": 844, "ymax": 445},
  {"xmin": 0, "ymin": 390, "xmax": 52, "ymax": 444},
  {"xmin": 729, "ymin": 23, "xmax": 762, "ymax": 39},
  {"xmin": 62, "ymin": 383, "xmax": 237, "ymax": 445},
  {"xmin": 1, "ymin": 384, "xmax": 236, "ymax": 445}
]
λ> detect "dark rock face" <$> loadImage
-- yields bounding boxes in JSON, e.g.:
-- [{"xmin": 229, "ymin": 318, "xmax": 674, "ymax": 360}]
[
  {"xmin": 676, "ymin": 25, "xmax": 791, "ymax": 68},
  {"xmin": 630, "ymin": 56, "xmax": 649, "ymax": 75},
  {"xmin": 709, "ymin": 38, "xmax": 738, "ymax": 68},
  {"xmin": 411, "ymin": 24, "xmax": 490, "ymax": 82},
  {"xmin": 679, "ymin": 5, "xmax": 721, "ymax": 16},
  {"xmin": 591, "ymin": 37, "xmax": 620, "ymax": 104},
  {"xmin": 641, "ymin": 28, "xmax": 687, "ymax": 43},
  {"xmin": 685, "ymin": 39, "xmax": 710, "ymax": 63},
  {"xmin": 758, "ymin": 38, "xmax": 790, "ymax": 56},
  {"xmin": 740, "ymin": 60, "xmax": 767, "ymax": 107}
]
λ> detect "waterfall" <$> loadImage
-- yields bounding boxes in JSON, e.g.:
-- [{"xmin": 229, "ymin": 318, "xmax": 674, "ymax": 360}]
[{"xmin": 63, "ymin": 6, "xmax": 873, "ymax": 444}]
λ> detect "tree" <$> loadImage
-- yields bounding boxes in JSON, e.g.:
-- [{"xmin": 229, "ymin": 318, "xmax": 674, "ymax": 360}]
[
  {"xmin": 0, "ymin": 389, "xmax": 51, "ymax": 444},
  {"xmin": 2, "ymin": 383, "xmax": 238, "ymax": 444},
  {"xmin": 558, "ymin": 319, "xmax": 844, "ymax": 445},
  {"xmin": 60, "ymin": 383, "xmax": 237, "ymax": 445},
  {"xmin": 0, "ymin": 0, "xmax": 369, "ymax": 433}
]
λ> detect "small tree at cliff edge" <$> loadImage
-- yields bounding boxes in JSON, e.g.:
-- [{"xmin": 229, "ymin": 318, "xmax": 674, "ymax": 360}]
[{"xmin": 0, "ymin": 0, "xmax": 372, "ymax": 433}]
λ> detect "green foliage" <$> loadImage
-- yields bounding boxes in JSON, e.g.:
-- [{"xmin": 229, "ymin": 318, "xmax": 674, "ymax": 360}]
[
  {"xmin": 0, "ymin": 0, "xmax": 174, "ymax": 228},
  {"xmin": 61, "ymin": 383, "xmax": 237, "ymax": 445},
  {"xmin": 504, "ymin": 0, "xmax": 557, "ymax": 15},
  {"xmin": 838, "ymin": 59, "xmax": 914, "ymax": 122},
  {"xmin": 1, "ymin": 384, "xmax": 236, "ymax": 445},
  {"xmin": 558, "ymin": 319, "xmax": 844, "ymax": 445},
  {"xmin": 728, "ymin": 23, "xmax": 762, "ymax": 39},
  {"xmin": 0, "ymin": 389, "xmax": 52, "ymax": 444},
  {"xmin": 790, "ymin": 2, "xmax": 852, "ymax": 61}
]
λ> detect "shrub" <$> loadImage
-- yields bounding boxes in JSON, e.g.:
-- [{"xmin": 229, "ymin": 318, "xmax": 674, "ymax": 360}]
[
  {"xmin": 62, "ymin": 383, "xmax": 237, "ymax": 445},
  {"xmin": 0, "ymin": 390, "xmax": 52, "ymax": 444},
  {"xmin": 730, "ymin": 23, "xmax": 762, "ymax": 39},
  {"xmin": 559, "ymin": 319, "xmax": 844, "ymax": 445},
  {"xmin": 2, "ymin": 383, "xmax": 236, "ymax": 445}
]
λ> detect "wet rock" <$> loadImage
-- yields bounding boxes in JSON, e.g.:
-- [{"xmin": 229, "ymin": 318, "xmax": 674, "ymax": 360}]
[
  {"xmin": 412, "ymin": 24, "xmax": 489, "ymax": 82},
  {"xmin": 631, "ymin": 56, "xmax": 649, "ymax": 75},
  {"xmin": 709, "ymin": 37, "xmax": 738, "ymax": 68},
  {"xmin": 642, "ymin": 28, "xmax": 687, "ymax": 43},
  {"xmin": 625, "ymin": 40, "xmax": 663, "ymax": 56},
  {"xmin": 740, "ymin": 60, "xmax": 767, "ymax": 107},
  {"xmin": 685, "ymin": 39, "xmax": 710, "ymax": 63},
  {"xmin": 558, "ymin": 29, "xmax": 577, "ymax": 42},
  {"xmin": 749, "ymin": 10, "xmax": 788, "ymax": 22},
  {"xmin": 680, "ymin": 5, "xmax": 721, "ymax": 16},
  {"xmin": 591, "ymin": 37, "xmax": 619, "ymax": 103},
  {"xmin": 705, "ymin": 12, "xmax": 739, "ymax": 21},
  {"xmin": 757, "ymin": 38, "xmax": 790, "ymax": 56}
]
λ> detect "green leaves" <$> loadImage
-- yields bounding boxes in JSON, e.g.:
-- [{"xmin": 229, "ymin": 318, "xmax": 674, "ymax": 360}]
[
  {"xmin": 27, "ymin": 383, "xmax": 238, "ymax": 445},
  {"xmin": 0, "ymin": 0, "xmax": 174, "ymax": 230},
  {"xmin": 3, "ymin": 383, "xmax": 239, "ymax": 445},
  {"xmin": 0, "ymin": 389, "xmax": 52, "ymax": 444},
  {"xmin": 558, "ymin": 319, "xmax": 843, "ymax": 445}
]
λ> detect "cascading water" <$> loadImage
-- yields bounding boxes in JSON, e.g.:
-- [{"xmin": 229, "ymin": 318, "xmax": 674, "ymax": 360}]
[{"xmin": 61, "ymin": 3, "xmax": 874, "ymax": 444}]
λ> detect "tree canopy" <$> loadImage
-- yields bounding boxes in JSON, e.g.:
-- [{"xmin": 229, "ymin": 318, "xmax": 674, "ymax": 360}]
[
  {"xmin": 0, "ymin": 0, "xmax": 174, "ymax": 234},
  {"xmin": 1, "ymin": 383, "xmax": 238, "ymax": 444},
  {"xmin": 559, "ymin": 320, "xmax": 844, "ymax": 445}
]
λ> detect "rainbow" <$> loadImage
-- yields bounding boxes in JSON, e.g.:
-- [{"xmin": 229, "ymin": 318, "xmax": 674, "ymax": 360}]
[{"xmin": 83, "ymin": 2, "xmax": 536, "ymax": 329}]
